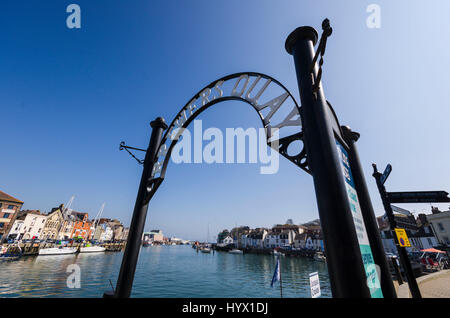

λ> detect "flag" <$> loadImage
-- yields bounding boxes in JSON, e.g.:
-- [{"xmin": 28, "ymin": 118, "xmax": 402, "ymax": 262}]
[{"xmin": 271, "ymin": 256, "xmax": 281, "ymax": 287}]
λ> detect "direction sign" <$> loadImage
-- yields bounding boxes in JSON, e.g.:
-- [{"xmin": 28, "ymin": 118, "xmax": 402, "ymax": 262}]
[
  {"xmin": 391, "ymin": 205, "xmax": 411, "ymax": 216},
  {"xmin": 394, "ymin": 228, "xmax": 411, "ymax": 247},
  {"xmin": 387, "ymin": 191, "xmax": 450, "ymax": 203},
  {"xmin": 380, "ymin": 164, "xmax": 392, "ymax": 185}
]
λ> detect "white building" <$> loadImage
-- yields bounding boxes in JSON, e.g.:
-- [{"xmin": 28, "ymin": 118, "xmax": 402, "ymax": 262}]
[
  {"xmin": 427, "ymin": 209, "xmax": 450, "ymax": 246},
  {"xmin": 264, "ymin": 230, "xmax": 295, "ymax": 248},
  {"xmin": 99, "ymin": 225, "xmax": 113, "ymax": 241},
  {"xmin": 22, "ymin": 212, "xmax": 47, "ymax": 240},
  {"xmin": 7, "ymin": 219, "xmax": 24, "ymax": 240}
]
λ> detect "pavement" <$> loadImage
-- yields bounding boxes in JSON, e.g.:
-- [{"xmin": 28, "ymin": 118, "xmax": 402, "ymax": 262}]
[{"xmin": 397, "ymin": 269, "xmax": 450, "ymax": 298}]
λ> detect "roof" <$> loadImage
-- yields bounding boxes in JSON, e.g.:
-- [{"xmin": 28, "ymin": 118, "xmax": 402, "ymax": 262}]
[
  {"xmin": 70, "ymin": 211, "xmax": 88, "ymax": 221},
  {"xmin": 0, "ymin": 190, "xmax": 24, "ymax": 204}
]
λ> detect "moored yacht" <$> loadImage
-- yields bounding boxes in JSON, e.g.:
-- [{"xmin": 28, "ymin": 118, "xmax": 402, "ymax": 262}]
[
  {"xmin": 79, "ymin": 245, "xmax": 106, "ymax": 253},
  {"xmin": 38, "ymin": 246, "xmax": 77, "ymax": 255}
]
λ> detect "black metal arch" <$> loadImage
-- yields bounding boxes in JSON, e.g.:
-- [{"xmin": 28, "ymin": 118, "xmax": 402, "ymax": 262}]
[{"xmin": 150, "ymin": 72, "xmax": 311, "ymax": 190}]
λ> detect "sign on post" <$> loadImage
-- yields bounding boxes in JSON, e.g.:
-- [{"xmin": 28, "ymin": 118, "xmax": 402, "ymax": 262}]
[
  {"xmin": 380, "ymin": 164, "xmax": 392, "ymax": 185},
  {"xmin": 387, "ymin": 191, "xmax": 450, "ymax": 203},
  {"xmin": 309, "ymin": 272, "xmax": 321, "ymax": 298},
  {"xmin": 336, "ymin": 140, "xmax": 383, "ymax": 298},
  {"xmin": 391, "ymin": 205, "xmax": 411, "ymax": 216},
  {"xmin": 394, "ymin": 228, "xmax": 411, "ymax": 247}
]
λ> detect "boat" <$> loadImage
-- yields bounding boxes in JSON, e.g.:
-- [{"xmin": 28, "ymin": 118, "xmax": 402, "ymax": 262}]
[
  {"xmin": 314, "ymin": 251, "xmax": 326, "ymax": 262},
  {"xmin": 228, "ymin": 249, "xmax": 243, "ymax": 254},
  {"xmin": 38, "ymin": 246, "xmax": 77, "ymax": 255},
  {"xmin": 273, "ymin": 249, "xmax": 285, "ymax": 257},
  {"xmin": 200, "ymin": 247, "xmax": 211, "ymax": 253},
  {"xmin": 0, "ymin": 245, "xmax": 22, "ymax": 261},
  {"xmin": 79, "ymin": 245, "xmax": 106, "ymax": 253}
]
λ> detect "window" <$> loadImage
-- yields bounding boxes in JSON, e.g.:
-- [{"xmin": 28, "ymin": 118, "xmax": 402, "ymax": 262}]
[
  {"xmin": 3, "ymin": 213, "xmax": 10, "ymax": 218},
  {"xmin": 0, "ymin": 223, "xmax": 4, "ymax": 228},
  {"xmin": 7, "ymin": 205, "xmax": 14, "ymax": 210},
  {"xmin": 427, "ymin": 238, "xmax": 432, "ymax": 245},
  {"xmin": 42, "ymin": 219, "xmax": 45, "ymax": 223},
  {"xmin": 438, "ymin": 223, "xmax": 445, "ymax": 232},
  {"xmin": 0, "ymin": 203, "xmax": 2, "ymax": 208}
]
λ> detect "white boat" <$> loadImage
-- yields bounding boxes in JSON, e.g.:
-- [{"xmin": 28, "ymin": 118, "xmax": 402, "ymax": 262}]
[
  {"xmin": 38, "ymin": 246, "xmax": 77, "ymax": 255},
  {"xmin": 200, "ymin": 247, "xmax": 211, "ymax": 253},
  {"xmin": 79, "ymin": 246, "xmax": 106, "ymax": 253},
  {"xmin": 314, "ymin": 251, "xmax": 326, "ymax": 262},
  {"xmin": 273, "ymin": 250, "xmax": 285, "ymax": 257},
  {"xmin": 228, "ymin": 249, "xmax": 243, "ymax": 254}
]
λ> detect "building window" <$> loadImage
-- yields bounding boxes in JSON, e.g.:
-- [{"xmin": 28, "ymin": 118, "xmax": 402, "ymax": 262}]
[
  {"xmin": 438, "ymin": 223, "xmax": 445, "ymax": 232},
  {"xmin": 0, "ymin": 203, "xmax": 2, "ymax": 208},
  {"xmin": 3, "ymin": 213, "xmax": 10, "ymax": 218},
  {"xmin": 0, "ymin": 223, "xmax": 4, "ymax": 228},
  {"xmin": 8, "ymin": 205, "xmax": 14, "ymax": 210},
  {"xmin": 427, "ymin": 238, "xmax": 432, "ymax": 245}
]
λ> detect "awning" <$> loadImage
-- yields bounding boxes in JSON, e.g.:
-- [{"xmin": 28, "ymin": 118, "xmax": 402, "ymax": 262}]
[{"xmin": 420, "ymin": 248, "xmax": 446, "ymax": 254}]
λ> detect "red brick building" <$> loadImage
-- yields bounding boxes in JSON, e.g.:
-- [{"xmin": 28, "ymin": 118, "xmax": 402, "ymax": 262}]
[
  {"xmin": 70, "ymin": 211, "xmax": 92, "ymax": 240},
  {"xmin": 0, "ymin": 190, "xmax": 24, "ymax": 242}
]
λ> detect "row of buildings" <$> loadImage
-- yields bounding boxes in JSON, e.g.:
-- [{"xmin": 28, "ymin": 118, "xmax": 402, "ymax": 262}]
[
  {"xmin": 0, "ymin": 190, "xmax": 129, "ymax": 243},
  {"xmin": 217, "ymin": 206, "xmax": 450, "ymax": 254},
  {"xmin": 217, "ymin": 219, "xmax": 324, "ymax": 251}
]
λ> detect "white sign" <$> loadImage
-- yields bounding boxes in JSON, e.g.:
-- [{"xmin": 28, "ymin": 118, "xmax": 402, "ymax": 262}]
[
  {"xmin": 391, "ymin": 205, "xmax": 411, "ymax": 216},
  {"xmin": 309, "ymin": 272, "xmax": 321, "ymax": 298}
]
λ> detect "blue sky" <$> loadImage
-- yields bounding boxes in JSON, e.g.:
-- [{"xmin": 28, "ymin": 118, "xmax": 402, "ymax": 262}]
[{"xmin": 1, "ymin": 1, "xmax": 449, "ymax": 241}]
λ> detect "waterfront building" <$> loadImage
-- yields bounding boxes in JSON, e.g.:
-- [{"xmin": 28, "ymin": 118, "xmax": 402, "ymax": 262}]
[
  {"xmin": 7, "ymin": 218, "xmax": 24, "ymax": 240},
  {"xmin": 272, "ymin": 224, "xmax": 306, "ymax": 235},
  {"xmin": 99, "ymin": 222, "xmax": 113, "ymax": 241},
  {"xmin": 230, "ymin": 226, "xmax": 250, "ymax": 248},
  {"xmin": 41, "ymin": 205, "xmax": 64, "ymax": 240},
  {"xmin": 121, "ymin": 227, "xmax": 129, "ymax": 241},
  {"xmin": 142, "ymin": 230, "xmax": 164, "ymax": 243},
  {"xmin": 264, "ymin": 229, "xmax": 296, "ymax": 248},
  {"xmin": 70, "ymin": 211, "xmax": 91, "ymax": 240},
  {"xmin": 217, "ymin": 229, "xmax": 230, "ymax": 244},
  {"xmin": 241, "ymin": 228, "xmax": 268, "ymax": 248},
  {"xmin": 377, "ymin": 209, "xmax": 441, "ymax": 254},
  {"xmin": 426, "ymin": 207, "xmax": 450, "ymax": 246},
  {"xmin": 0, "ymin": 190, "xmax": 24, "ymax": 242},
  {"xmin": 21, "ymin": 211, "xmax": 47, "ymax": 240},
  {"xmin": 58, "ymin": 214, "xmax": 76, "ymax": 240}
]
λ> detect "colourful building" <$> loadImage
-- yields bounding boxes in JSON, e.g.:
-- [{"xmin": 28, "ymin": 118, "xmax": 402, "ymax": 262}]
[{"xmin": 0, "ymin": 190, "xmax": 24, "ymax": 242}]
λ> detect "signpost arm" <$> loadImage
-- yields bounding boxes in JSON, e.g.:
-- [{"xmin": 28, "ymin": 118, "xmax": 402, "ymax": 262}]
[
  {"xmin": 342, "ymin": 127, "xmax": 397, "ymax": 298},
  {"xmin": 105, "ymin": 117, "xmax": 167, "ymax": 298},
  {"xmin": 372, "ymin": 164, "xmax": 422, "ymax": 298},
  {"xmin": 285, "ymin": 24, "xmax": 371, "ymax": 297}
]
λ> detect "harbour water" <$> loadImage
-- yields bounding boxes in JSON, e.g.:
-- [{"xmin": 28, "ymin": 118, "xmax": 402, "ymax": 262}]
[{"xmin": 0, "ymin": 245, "xmax": 331, "ymax": 298}]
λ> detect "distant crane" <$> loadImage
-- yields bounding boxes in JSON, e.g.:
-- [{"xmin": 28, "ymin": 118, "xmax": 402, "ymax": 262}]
[
  {"xmin": 90, "ymin": 203, "xmax": 106, "ymax": 239},
  {"xmin": 63, "ymin": 195, "xmax": 75, "ymax": 219}
]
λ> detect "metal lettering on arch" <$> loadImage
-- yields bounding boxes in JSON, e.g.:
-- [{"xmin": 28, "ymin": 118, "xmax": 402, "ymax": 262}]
[{"xmin": 146, "ymin": 72, "xmax": 311, "ymax": 194}]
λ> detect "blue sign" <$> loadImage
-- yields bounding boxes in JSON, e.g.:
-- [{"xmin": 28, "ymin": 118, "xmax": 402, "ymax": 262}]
[{"xmin": 335, "ymin": 140, "xmax": 383, "ymax": 298}]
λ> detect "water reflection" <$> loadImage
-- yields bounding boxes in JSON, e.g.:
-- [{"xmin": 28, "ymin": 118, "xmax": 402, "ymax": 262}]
[{"xmin": 0, "ymin": 246, "xmax": 331, "ymax": 298}]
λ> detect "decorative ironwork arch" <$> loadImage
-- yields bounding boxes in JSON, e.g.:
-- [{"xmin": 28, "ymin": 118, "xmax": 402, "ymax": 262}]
[{"xmin": 143, "ymin": 72, "xmax": 312, "ymax": 193}]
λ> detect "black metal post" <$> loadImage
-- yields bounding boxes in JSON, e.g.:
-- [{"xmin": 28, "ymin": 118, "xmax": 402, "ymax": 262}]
[
  {"xmin": 391, "ymin": 257, "xmax": 403, "ymax": 285},
  {"xmin": 285, "ymin": 27, "xmax": 371, "ymax": 297},
  {"xmin": 372, "ymin": 164, "xmax": 422, "ymax": 298},
  {"xmin": 105, "ymin": 117, "xmax": 167, "ymax": 298},
  {"xmin": 341, "ymin": 126, "xmax": 397, "ymax": 298}
]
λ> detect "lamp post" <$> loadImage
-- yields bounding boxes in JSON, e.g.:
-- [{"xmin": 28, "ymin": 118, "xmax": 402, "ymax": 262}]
[
  {"xmin": 104, "ymin": 117, "xmax": 167, "ymax": 298},
  {"xmin": 285, "ymin": 25, "xmax": 372, "ymax": 297},
  {"xmin": 341, "ymin": 126, "xmax": 397, "ymax": 298}
]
